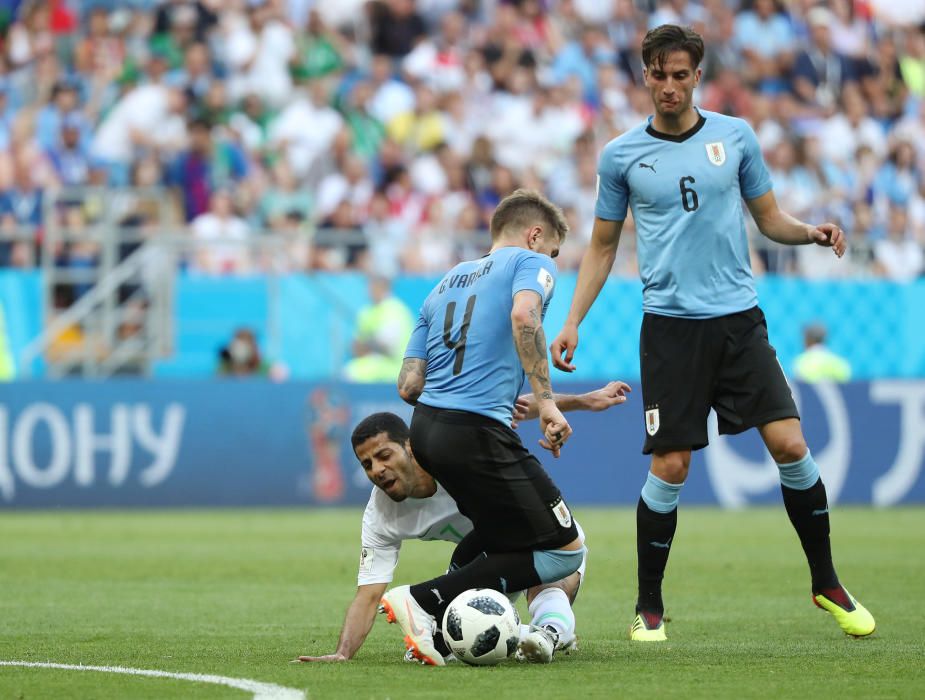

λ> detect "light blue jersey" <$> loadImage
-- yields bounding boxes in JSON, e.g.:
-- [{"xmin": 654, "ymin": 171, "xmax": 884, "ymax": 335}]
[
  {"xmin": 404, "ymin": 247, "xmax": 557, "ymax": 425},
  {"xmin": 596, "ymin": 109, "xmax": 772, "ymax": 319}
]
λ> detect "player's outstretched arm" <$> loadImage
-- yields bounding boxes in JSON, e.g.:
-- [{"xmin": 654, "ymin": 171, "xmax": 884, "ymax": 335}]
[
  {"xmin": 512, "ymin": 380, "xmax": 632, "ymax": 424},
  {"xmin": 397, "ymin": 357, "xmax": 426, "ymax": 405},
  {"xmin": 551, "ymin": 218, "xmax": 624, "ymax": 372},
  {"xmin": 746, "ymin": 190, "xmax": 846, "ymax": 257},
  {"xmin": 296, "ymin": 582, "xmax": 387, "ymax": 662},
  {"xmin": 511, "ymin": 290, "xmax": 571, "ymax": 456}
]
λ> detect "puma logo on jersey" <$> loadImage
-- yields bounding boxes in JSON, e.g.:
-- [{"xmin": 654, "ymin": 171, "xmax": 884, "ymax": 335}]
[{"xmin": 638, "ymin": 160, "xmax": 658, "ymax": 173}]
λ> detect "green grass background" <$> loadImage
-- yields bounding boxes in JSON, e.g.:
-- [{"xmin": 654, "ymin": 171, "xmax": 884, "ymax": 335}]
[{"xmin": 1, "ymin": 507, "xmax": 923, "ymax": 699}]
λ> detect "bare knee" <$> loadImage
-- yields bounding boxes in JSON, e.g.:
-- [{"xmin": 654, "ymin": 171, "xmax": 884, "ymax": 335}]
[
  {"xmin": 761, "ymin": 420, "xmax": 808, "ymax": 464},
  {"xmin": 771, "ymin": 438, "xmax": 808, "ymax": 464},
  {"xmin": 651, "ymin": 450, "xmax": 691, "ymax": 484}
]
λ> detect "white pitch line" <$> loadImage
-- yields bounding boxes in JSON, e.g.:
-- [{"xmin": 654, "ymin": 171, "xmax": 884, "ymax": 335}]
[{"xmin": 0, "ymin": 661, "xmax": 306, "ymax": 700}]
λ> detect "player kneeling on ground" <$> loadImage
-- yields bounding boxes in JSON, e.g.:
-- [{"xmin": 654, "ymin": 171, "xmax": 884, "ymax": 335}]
[{"xmin": 297, "ymin": 381, "xmax": 630, "ymax": 664}]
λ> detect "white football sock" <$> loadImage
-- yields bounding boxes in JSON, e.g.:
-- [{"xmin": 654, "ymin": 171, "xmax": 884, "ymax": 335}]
[{"xmin": 528, "ymin": 587, "xmax": 575, "ymax": 645}]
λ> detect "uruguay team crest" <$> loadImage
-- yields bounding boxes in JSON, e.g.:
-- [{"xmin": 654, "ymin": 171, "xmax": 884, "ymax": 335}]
[
  {"xmin": 551, "ymin": 498, "xmax": 572, "ymax": 528},
  {"xmin": 645, "ymin": 407, "xmax": 660, "ymax": 436},
  {"xmin": 706, "ymin": 141, "xmax": 726, "ymax": 166}
]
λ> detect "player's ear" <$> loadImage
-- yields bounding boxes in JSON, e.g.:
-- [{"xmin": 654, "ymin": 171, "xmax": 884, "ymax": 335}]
[{"xmin": 694, "ymin": 67, "xmax": 702, "ymax": 87}]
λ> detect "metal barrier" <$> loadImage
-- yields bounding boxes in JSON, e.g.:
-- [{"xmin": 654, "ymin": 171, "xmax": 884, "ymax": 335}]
[{"xmin": 0, "ymin": 185, "xmax": 888, "ymax": 378}]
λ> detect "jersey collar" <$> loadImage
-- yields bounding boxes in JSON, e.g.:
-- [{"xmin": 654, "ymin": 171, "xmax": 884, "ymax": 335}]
[{"xmin": 646, "ymin": 111, "xmax": 707, "ymax": 143}]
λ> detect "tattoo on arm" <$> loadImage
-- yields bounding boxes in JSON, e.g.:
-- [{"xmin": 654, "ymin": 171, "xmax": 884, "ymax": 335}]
[
  {"xmin": 514, "ymin": 299, "xmax": 553, "ymax": 399},
  {"xmin": 397, "ymin": 358, "xmax": 426, "ymax": 405}
]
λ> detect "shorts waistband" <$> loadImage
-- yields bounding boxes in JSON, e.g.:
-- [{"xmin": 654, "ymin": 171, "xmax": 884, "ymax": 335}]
[{"xmin": 414, "ymin": 403, "xmax": 504, "ymax": 427}]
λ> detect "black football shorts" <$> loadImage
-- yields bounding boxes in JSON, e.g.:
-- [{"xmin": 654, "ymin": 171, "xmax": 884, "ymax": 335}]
[
  {"xmin": 639, "ymin": 306, "xmax": 799, "ymax": 455},
  {"xmin": 410, "ymin": 403, "xmax": 579, "ymax": 552}
]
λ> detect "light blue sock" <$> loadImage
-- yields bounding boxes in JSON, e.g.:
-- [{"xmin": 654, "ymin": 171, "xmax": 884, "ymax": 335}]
[
  {"xmin": 777, "ymin": 450, "xmax": 820, "ymax": 490},
  {"xmin": 640, "ymin": 472, "xmax": 683, "ymax": 514}
]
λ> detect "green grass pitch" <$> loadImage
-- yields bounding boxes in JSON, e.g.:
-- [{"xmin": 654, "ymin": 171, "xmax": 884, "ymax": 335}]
[{"xmin": 1, "ymin": 507, "xmax": 923, "ymax": 699}]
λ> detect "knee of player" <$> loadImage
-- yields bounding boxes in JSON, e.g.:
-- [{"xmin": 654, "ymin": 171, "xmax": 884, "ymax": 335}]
[
  {"xmin": 651, "ymin": 451, "xmax": 690, "ymax": 483},
  {"xmin": 526, "ymin": 571, "xmax": 581, "ymax": 605},
  {"xmin": 769, "ymin": 437, "xmax": 809, "ymax": 465},
  {"xmin": 532, "ymin": 546, "xmax": 585, "ymax": 584}
]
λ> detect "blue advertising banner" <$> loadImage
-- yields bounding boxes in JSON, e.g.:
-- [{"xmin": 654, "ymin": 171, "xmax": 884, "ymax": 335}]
[{"xmin": 0, "ymin": 381, "xmax": 923, "ymax": 508}]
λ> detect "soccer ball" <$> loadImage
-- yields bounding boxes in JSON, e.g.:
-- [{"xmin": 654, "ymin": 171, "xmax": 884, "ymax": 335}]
[{"xmin": 441, "ymin": 588, "xmax": 520, "ymax": 666}]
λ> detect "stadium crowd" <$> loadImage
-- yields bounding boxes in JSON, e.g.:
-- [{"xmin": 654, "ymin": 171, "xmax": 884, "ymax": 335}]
[{"xmin": 0, "ymin": 0, "xmax": 924, "ymax": 281}]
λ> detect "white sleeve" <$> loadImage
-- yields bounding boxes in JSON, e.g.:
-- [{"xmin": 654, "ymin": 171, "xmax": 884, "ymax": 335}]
[
  {"xmin": 358, "ymin": 491, "xmax": 402, "ymax": 585},
  {"xmin": 356, "ymin": 543, "xmax": 401, "ymax": 586}
]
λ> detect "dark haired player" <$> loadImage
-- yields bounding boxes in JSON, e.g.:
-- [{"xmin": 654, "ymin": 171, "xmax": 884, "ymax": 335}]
[
  {"xmin": 550, "ymin": 25, "xmax": 874, "ymax": 642},
  {"xmin": 296, "ymin": 382, "xmax": 628, "ymax": 664},
  {"xmin": 378, "ymin": 189, "xmax": 586, "ymax": 665}
]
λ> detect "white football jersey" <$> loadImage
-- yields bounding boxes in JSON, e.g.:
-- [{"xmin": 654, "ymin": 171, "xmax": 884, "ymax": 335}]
[
  {"xmin": 357, "ymin": 483, "xmax": 473, "ymax": 585},
  {"xmin": 356, "ymin": 485, "xmax": 588, "ymax": 587}
]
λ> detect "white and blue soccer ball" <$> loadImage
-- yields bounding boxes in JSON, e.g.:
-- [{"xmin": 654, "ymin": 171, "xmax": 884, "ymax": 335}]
[{"xmin": 441, "ymin": 588, "xmax": 520, "ymax": 666}]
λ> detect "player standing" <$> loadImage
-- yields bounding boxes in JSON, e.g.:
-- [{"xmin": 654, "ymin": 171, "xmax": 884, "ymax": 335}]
[
  {"xmin": 550, "ymin": 25, "xmax": 874, "ymax": 641},
  {"xmin": 378, "ymin": 189, "xmax": 586, "ymax": 665}
]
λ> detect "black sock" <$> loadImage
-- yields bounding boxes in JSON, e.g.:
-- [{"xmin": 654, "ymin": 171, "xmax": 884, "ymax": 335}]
[
  {"xmin": 636, "ymin": 497, "xmax": 677, "ymax": 616},
  {"xmin": 410, "ymin": 550, "xmax": 540, "ymax": 620},
  {"xmin": 781, "ymin": 478, "xmax": 839, "ymax": 592},
  {"xmin": 447, "ymin": 531, "xmax": 486, "ymax": 571}
]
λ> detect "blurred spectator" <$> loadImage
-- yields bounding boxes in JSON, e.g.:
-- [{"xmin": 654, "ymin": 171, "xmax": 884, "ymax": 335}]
[
  {"xmin": 315, "ymin": 154, "xmax": 373, "ymax": 222},
  {"xmin": 402, "ymin": 197, "xmax": 454, "ymax": 273},
  {"xmin": 338, "ymin": 80, "xmax": 386, "ymax": 163},
  {"xmin": 733, "ymin": 0, "xmax": 795, "ymax": 94},
  {"xmin": 259, "ymin": 159, "xmax": 313, "ymax": 227},
  {"xmin": 73, "ymin": 6, "xmax": 125, "ymax": 90},
  {"xmin": 217, "ymin": 327, "xmax": 269, "ymax": 377},
  {"xmin": 343, "ymin": 275, "xmax": 413, "ymax": 382},
  {"xmin": 550, "ymin": 24, "xmax": 612, "ymax": 106},
  {"xmin": 402, "ymin": 10, "xmax": 467, "ymax": 93},
  {"xmin": 170, "ymin": 117, "xmax": 249, "ymax": 222},
  {"xmin": 367, "ymin": 0, "xmax": 427, "ymax": 58},
  {"xmin": 91, "ymin": 84, "xmax": 188, "ymax": 185},
  {"xmin": 366, "ymin": 53, "xmax": 416, "ymax": 125},
  {"xmin": 0, "ymin": 0, "xmax": 921, "ymax": 283},
  {"xmin": 315, "ymin": 199, "xmax": 363, "ymax": 269},
  {"xmin": 47, "ymin": 113, "xmax": 98, "ymax": 187},
  {"xmin": 265, "ymin": 210, "xmax": 310, "ymax": 272},
  {"xmin": 0, "ymin": 156, "xmax": 45, "ymax": 266},
  {"xmin": 225, "ymin": 1, "xmax": 295, "ymax": 109},
  {"xmin": 35, "ymin": 79, "xmax": 84, "ymax": 150},
  {"xmin": 154, "ymin": 0, "xmax": 218, "ymax": 43},
  {"xmin": 169, "ymin": 41, "xmax": 213, "ymax": 106},
  {"xmin": 873, "ymin": 204, "xmax": 924, "ymax": 280},
  {"xmin": 898, "ymin": 27, "xmax": 925, "ymax": 98},
  {"xmin": 819, "ymin": 84, "xmax": 887, "ymax": 166},
  {"xmin": 60, "ymin": 203, "xmax": 99, "ymax": 300},
  {"xmin": 791, "ymin": 7, "xmax": 858, "ymax": 112},
  {"xmin": 228, "ymin": 93, "xmax": 271, "ymax": 156},
  {"xmin": 829, "ymin": 0, "xmax": 871, "ymax": 64},
  {"xmin": 190, "ymin": 189, "xmax": 252, "ymax": 274},
  {"xmin": 871, "ymin": 141, "xmax": 919, "ymax": 213},
  {"xmin": 268, "ymin": 77, "xmax": 343, "ymax": 180},
  {"xmin": 363, "ymin": 190, "xmax": 408, "ymax": 278},
  {"xmin": 700, "ymin": 66, "xmax": 752, "ymax": 118},
  {"xmin": 292, "ymin": 10, "xmax": 350, "ymax": 81},
  {"xmin": 794, "ymin": 323, "xmax": 852, "ymax": 383},
  {"xmin": 387, "ymin": 83, "xmax": 447, "ymax": 153}
]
